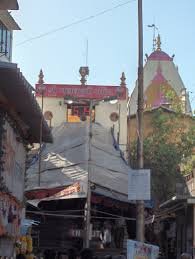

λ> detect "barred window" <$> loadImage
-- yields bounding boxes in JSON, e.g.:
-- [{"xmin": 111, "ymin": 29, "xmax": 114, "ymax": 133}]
[{"xmin": 0, "ymin": 22, "xmax": 12, "ymax": 60}]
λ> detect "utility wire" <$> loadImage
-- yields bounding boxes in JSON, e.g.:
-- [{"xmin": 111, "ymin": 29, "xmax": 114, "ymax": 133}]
[
  {"xmin": 26, "ymin": 210, "xmax": 135, "ymax": 220},
  {"xmin": 16, "ymin": 0, "xmax": 136, "ymax": 47}
]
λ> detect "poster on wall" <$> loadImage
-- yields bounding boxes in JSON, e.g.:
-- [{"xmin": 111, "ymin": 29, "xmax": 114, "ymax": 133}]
[{"xmin": 127, "ymin": 240, "xmax": 159, "ymax": 259}]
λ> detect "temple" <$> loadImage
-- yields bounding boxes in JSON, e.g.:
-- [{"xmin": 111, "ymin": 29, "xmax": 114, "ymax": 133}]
[{"xmin": 129, "ymin": 34, "xmax": 192, "ymax": 115}]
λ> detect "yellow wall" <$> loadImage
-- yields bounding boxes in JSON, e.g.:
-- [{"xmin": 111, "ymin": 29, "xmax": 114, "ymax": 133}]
[
  {"xmin": 128, "ymin": 109, "xmax": 195, "ymax": 144},
  {"xmin": 144, "ymin": 83, "xmax": 178, "ymax": 109}
]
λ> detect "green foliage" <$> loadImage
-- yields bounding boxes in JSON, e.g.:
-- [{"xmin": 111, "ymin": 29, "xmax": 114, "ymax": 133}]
[
  {"xmin": 160, "ymin": 86, "xmax": 183, "ymax": 113},
  {"xmin": 181, "ymin": 155, "xmax": 195, "ymax": 175},
  {"xmin": 130, "ymin": 109, "xmax": 195, "ymax": 204}
]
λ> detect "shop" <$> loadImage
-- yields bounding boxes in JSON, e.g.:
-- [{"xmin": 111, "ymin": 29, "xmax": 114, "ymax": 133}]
[
  {"xmin": 149, "ymin": 171, "xmax": 195, "ymax": 259},
  {"xmin": 26, "ymin": 193, "xmax": 136, "ymax": 255}
]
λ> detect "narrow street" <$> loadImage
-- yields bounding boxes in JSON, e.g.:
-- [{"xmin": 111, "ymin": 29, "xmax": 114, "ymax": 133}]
[{"xmin": 0, "ymin": 0, "xmax": 194, "ymax": 258}]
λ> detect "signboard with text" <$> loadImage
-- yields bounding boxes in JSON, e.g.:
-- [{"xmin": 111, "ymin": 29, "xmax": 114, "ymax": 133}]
[
  {"xmin": 36, "ymin": 84, "xmax": 127, "ymax": 100},
  {"xmin": 128, "ymin": 169, "xmax": 151, "ymax": 200},
  {"xmin": 127, "ymin": 240, "xmax": 159, "ymax": 259}
]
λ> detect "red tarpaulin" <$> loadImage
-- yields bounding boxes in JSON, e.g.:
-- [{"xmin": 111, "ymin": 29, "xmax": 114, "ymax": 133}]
[{"xmin": 25, "ymin": 183, "xmax": 81, "ymax": 200}]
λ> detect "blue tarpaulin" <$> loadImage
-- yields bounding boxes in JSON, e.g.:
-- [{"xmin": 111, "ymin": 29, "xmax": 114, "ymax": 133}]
[{"xmin": 20, "ymin": 219, "xmax": 39, "ymax": 235}]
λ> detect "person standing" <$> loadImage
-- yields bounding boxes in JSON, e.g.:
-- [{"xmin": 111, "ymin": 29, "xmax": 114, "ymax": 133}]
[{"xmin": 100, "ymin": 223, "xmax": 112, "ymax": 248}]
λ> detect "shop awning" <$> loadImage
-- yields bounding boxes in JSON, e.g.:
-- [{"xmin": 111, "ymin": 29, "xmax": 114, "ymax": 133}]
[
  {"xmin": 0, "ymin": 10, "xmax": 20, "ymax": 30},
  {"xmin": 0, "ymin": 61, "xmax": 52, "ymax": 143}
]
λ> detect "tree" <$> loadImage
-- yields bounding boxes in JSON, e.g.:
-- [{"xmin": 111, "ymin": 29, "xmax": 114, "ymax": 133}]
[{"xmin": 130, "ymin": 108, "xmax": 195, "ymax": 204}]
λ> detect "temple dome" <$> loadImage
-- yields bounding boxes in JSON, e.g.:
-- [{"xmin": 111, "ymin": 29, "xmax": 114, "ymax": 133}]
[{"xmin": 148, "ymin": 50, "xmax": 172, "ymax": 61}]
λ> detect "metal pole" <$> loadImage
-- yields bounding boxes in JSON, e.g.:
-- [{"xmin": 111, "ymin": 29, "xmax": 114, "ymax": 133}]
[
  {"xmin": 193, "ymin": 205, "xmax": 195, "ymax": 258},
  {"xmin": 127, "ymin": 102, "xmax": 131, "ymax": 166},
  {"xmin": 184, "ymin": 204, "xmax": 188, "ymax": 252},
  {"xmin": 85, "ymin": 100, "xmax": 93, "ymax": 248},
  {"xmin": 136, "ymin": 0, "xmax": 145, "ymax": 242},
  {"xmin": 118, "ymin": 103, "xmax": 121, "ymax": 145},
  {"xmin": 38, "ymin": 91, "xmax": 44, "ymax": 186},
  {"xmin": 152, "ymin": 25, "xmax": 155, "ymax": 51}
]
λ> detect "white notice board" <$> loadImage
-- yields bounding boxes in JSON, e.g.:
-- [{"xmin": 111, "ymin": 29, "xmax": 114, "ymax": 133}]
[{"xmin": 128, "ymin": 169, "xmax": 151, "ymax": 200}]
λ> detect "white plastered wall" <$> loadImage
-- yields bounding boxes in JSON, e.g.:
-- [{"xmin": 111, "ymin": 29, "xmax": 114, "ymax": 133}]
[
  {"xmin": 95, "ymin": 99, "xmax": 127, "ymax": 155},
  {"xmin": 36, "ymin": 95, "xmax": 128, "ymax": 156},
  {"xmin": 36, "ymin": 97, "xmax": 67, "ymax": 127}
]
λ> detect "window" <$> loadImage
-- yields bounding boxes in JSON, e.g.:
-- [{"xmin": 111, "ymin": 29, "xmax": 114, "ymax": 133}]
[{"xmin": 0, "ymin": 22, "xmax": 12, "ymax": 60}]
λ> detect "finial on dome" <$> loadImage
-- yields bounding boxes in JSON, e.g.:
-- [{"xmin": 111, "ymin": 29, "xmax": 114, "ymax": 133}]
[
  {"xmin": 79, "ymin": 66, "xmax": 89, "ymax": 86},
  {"xmin": 38, "ymin": 69, "xmax": 44, "ymax": 84},
  {"xmin": 156, "ymin": 34, "xmax": 161, "ymax": 51},
  {"xmin": 120, "ymin": 72, "xmax": 126, "ymax": 87}
]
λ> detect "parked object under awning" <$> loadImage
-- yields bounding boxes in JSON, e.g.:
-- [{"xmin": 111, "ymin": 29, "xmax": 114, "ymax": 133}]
[{"xmin": 0, "ymin": 61, "xmax": 52, "ymax": 143}]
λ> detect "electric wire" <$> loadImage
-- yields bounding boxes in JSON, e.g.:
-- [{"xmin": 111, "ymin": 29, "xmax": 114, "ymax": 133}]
[
  {"xmin": 91, "ymin": 209, "xmax": 135, "ymax": 220},
  {"xmin": 15, "ymin": 0, "xmax": 136, "ymax": 47},
  {"xmin": 26, "ymin": 209, "xmax": 135, "ymax": 221}
]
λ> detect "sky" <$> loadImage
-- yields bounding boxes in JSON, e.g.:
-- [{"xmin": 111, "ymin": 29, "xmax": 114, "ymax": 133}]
[{"xmin": 12, "ymin": 0, "xmax": 195, "ymax": 110}]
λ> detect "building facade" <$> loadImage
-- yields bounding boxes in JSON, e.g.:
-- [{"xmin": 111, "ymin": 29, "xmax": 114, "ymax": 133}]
[
  {"xmin": 36, "ymin": 69, "xmax": 128, "ymax": 155},
  {"xmin": 0, "ymin": 10, "xmax": 20, "ymax": 62},
  {"xmin": 0, "ymin": 11, "xmax": 52, "ymax": 257}
]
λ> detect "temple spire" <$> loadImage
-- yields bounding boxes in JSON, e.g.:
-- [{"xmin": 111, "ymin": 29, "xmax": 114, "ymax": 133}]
[
  {"xmin": 120, "ymin": 72, "xmax": 126, "ymax": 87},
  {"xmin": 38, "ymin": 69, "xmax": 44, "ymax": 84},
  {"xmin": 156, "ymin": 34, "xmax": 161, "ymax": 51}
]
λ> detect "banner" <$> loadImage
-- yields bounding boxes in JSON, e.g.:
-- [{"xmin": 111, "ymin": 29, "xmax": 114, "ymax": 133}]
[
  {"xmin": 26, "ymin": 182, "xmax": 86, "ymax": 201},
  {"xmin": 127, "ymin": 240, "xmax": 159, "ymax": 259},
  {"xmin": 36, "ymin": 84, "xmax": 127, "ymax": 100}
]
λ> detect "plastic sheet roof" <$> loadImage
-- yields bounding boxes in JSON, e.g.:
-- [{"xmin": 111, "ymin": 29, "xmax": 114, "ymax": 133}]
[{"xmin": 26, "ymin": 123, "xmax": 133, "ymax": 202}]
